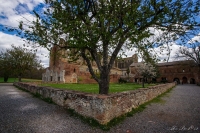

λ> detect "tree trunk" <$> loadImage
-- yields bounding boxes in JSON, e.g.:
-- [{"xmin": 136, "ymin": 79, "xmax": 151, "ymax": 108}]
[
  {"xmin": 98, "ymin": 72, "xmax": 110, "ymax": 94},
  {"xmin": 142, "ymin": 77, "xmax": 145, "ymax": 88},
  {"xmin": 3, "ymin": 75, "xmax": 8, "ymax": 82},
  {"xmin": 3, "ymin": 72, "xmax": 9, "ymax": 82},
  {"xmin": 18, "ymin": 73, "xmax": 22, "ymax": 82}
]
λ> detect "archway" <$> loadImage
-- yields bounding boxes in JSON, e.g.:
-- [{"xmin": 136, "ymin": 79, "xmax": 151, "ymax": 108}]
[
  {"xmin": 173, "ymin": 78, "xmax": 180, "ymax": 84},
  {"xmin": 72, "ymin": 73, "xmax": 77, "ymax": 83},
  {"xmin": 135, "ymin": 78, "xmax": 138, "ymax": 83},
  {"xmin": 182, "ymin": 77, "xmax": 187, "ymax": 84},
  {"xmin": 190, "ymin": 78, "xmax": 195, "ymax": 84}
]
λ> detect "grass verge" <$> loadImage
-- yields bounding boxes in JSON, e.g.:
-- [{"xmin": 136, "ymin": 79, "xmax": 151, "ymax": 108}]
[
  {"xmin": 0, "ymin": 77, "xmax": 42, "ymax": 83},
  {"xmin": 14, "ymin": 85, "xmax": 54, "ymax": 104},
  {"xmin": 0, "ymin": 77, "xmax": 18, "ymax": 83},
  {"xmin": 40, "ymin": 83, "xmax": 156, "ymax": 94}
]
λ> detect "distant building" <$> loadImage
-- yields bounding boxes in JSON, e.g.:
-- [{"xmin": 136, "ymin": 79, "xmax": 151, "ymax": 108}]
[
  {"xmin": 42, "ymin": 44, "xmax": 138, "ymax": 83},
  {"xmin": 42, "ymin": 41, "xmax": 199, "ymax": 84},
  {"xmin": 129, "ymin": 60, "xmax": 200, "ymax": 84}
]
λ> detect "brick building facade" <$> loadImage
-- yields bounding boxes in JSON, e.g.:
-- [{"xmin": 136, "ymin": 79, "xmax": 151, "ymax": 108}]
[
  {"xmin": 42, "ymin": 44, "xmax": 199, "ymax": 84},
  {"xmin": 129, "ymin": 60, "xmax": 200, "ymax": 84},
  {"xmin": 42, "ymin": 45, "xmax": 138, "ymax": 83}
]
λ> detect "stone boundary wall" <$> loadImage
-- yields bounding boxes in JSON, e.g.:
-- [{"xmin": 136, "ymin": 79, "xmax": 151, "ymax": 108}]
[{"xmin": 13, "ymin": 82, "xmax": 176, "ymax": 125}]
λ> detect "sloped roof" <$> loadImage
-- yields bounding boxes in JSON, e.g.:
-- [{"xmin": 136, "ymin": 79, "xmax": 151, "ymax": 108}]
[
  {"xmin": 130, "ymin": 60, "xmax": 196, "ymax": 67},
  {"xmin": 157, "ymin": 60, "xmax": 196, "ymax": 66}
]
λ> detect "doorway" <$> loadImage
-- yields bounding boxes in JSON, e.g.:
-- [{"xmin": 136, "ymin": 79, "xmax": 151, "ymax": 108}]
[
  {"xmin": 173, "ymin": 78, "xmax": 180, "ymax": 84},
  {"xmin": 182, "ymin": 77, "xmax": 187, "ymax": 84},
  {"xmin": 190, "ymin": 78, "xmax": 195, "ymax": 84}
]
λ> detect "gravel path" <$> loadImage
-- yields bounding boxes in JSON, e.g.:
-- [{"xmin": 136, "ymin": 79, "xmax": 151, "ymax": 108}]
[
  {"xmin": 109, "ymin": 84, "xmax": 200, "ymax": 133},
  {"xmin": 0, "ymin": 83, "xmax": 200, "ymax": 133},
  {"xmin": 0, "ymin": 83, "xmax": 102, "ymax": 133}
]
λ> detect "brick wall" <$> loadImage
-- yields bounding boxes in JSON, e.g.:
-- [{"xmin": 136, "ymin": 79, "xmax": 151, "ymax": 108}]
[{"xmin": 14, "ymin": 82, "xmax": 176, "ymax": 125}]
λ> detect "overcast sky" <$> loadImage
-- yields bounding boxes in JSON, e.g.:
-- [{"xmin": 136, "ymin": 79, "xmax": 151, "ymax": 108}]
[{"xmin": 0, "ymin": 0, "xmax": 199, "ymax": 67}]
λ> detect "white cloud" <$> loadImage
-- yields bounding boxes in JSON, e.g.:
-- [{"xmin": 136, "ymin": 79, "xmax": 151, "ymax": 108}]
[
  {"xmin": 188, "ymin": 33, "xmax": 200, "ymax": 43},
  {"xmin": 0, "ymin": 32, "xmax": 24, "ymax": 48},
  {"xmin": 0, "ymin": 0, "xmax": 199, "ymax": 67},
  {"xmin": 0, "ymin": 32, "xmax": 49, "ymax": 67},
  {"xmin": 151, "ymin": 42, "xmax": 189, "ymax": 62},
  {"xmin": 0, "ymin": 0, "xmax": 49, "ymax": 67},
  {"xmin": 0, "ymin": 0, "xmax": 44, "ymax": 27}
]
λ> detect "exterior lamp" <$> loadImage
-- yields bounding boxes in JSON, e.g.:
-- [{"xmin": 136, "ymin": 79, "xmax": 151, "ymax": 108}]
[{"xmin": 182, "ymin": 69, "xmax": 185, "ymax": 72}]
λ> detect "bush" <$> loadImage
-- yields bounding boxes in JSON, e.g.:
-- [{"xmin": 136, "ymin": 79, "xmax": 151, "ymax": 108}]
[
  {"xmin": 161, "ymin": 79, "xmax": 168, "ymax": 84},
  {"xmin": 4, "ymin": 77, "xmax": 8, "ymax": 82},
  {"xmin": 118, "ymin": 78, "xmax": 127, "ymax": 83}
]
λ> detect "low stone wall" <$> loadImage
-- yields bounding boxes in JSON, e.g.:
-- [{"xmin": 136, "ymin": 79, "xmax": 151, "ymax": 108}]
[{"xmin": 13, "ymin": 82, "xmax": 175, "ymax": 125}]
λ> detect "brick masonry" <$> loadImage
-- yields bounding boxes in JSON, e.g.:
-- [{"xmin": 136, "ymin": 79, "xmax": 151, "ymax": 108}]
[{"xmin": 14, "ymin": 82, "xmax": 176, "ymax": 125}]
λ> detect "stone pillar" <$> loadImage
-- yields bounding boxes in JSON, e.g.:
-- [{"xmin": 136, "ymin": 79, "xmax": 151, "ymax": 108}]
[
  {"xmin": 50, "ymin": 70, "xmax": 53, "ymax": 81},
  {"xmin": 60, "ymin": 70, "xmax": 65, "ymax": 83},
  {"xmin": 55, "ymin": 72, "xmax": 58, "ymax": 82},
  {"xmin": 46, "ymin": 69, "xmax": 50, "ymax": 82},
  {"xmin": 42, "ymin": 73, "xmax": 45, "ymax": 81}
]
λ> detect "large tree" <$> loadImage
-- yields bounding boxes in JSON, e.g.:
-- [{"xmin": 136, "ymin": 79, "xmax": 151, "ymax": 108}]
[
  {"xmin": 19, "ymin": 0, "xmax": 199, "ymax": 94},
  {"xmin": 0, "ymin": 45, "xmax": 41, "ymax": 82},
  {"xmin": 0, "ymin": 51, "xmax": 12, "ymax": 82}
]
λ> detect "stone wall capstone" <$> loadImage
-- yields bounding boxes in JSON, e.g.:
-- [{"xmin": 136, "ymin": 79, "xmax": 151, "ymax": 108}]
[{"xmin": 13, "ymin": 82, "xmax": 175, "ymax": 125}]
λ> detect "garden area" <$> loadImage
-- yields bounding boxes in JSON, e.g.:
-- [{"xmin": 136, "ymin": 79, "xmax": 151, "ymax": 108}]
[
  {"xmin": 0, "ymin": 77, "xmax": 156, "ymax": 94},
  {"xmin": 40, "ymin": 83, "xmax": 156, "ymax": 94}
]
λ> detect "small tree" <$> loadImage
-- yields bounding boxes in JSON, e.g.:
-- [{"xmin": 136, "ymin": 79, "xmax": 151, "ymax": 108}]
[
  {"xmin": 136, "ymin": 63, "xmax": 157, "ymax": 88},
  {"xmin": 0, "ymin": 51, "xmax": 12, "ymax": 82},
  {"xmin": 0, "ymin": 45, "xmax": 41, "ymax": 82}
]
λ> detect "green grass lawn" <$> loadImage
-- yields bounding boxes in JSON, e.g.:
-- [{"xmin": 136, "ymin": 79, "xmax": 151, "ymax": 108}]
[
  {"xmin": 0, "ymin": 77, "xmax": 17, "ymax": 83},
  {"xmin": 0, "ymin": 77, "xmax": 42, "ymax": 83},
  {"xmin": 0, "ymin": 77, "xmax": 156, "ymax": 94},
  {"xmin": 21, "ymin": 78, "xmax": 42, "ymax": 82},
  {"xmin": 40, "ymin": 83, "xmax": 156, "ymax": 94}
]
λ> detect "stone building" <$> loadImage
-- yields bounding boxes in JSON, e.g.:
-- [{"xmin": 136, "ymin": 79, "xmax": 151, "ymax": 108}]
[
  {"xmin": 129, "ymin": 60, "xmax": 200, "ymax": 84},
  {"xmin": 42, "ymin": 44, "xmax": 138, "ymax": 83}
]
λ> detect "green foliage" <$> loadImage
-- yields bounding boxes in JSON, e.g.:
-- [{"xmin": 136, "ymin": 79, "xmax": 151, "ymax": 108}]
[
  {"xmin": 21, "ymin": 78, "xmax": 42, "ymax": 82},
  {"xmin": 161, "ymin": 79, "xmax": 168, "ymax": 84},
  {"xmin": 0, "ymin": 45, "xmax": 42, "ymax": 82},
  {"xmin": 90, "ymin": 72, "xmax": 100, "ymax": 79},
  {"xmin": 19, "ymin": 0, "xmax": 199, "ymax": 94},
  {"xmin": 0, "ymin": 78, "xmax": 42, "ymax": 83},
  {"xmin": 118, "ymin": 78, "xmax": 127, "ymax": 83}
]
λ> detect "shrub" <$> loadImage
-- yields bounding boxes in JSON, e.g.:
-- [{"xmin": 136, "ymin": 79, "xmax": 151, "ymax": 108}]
[{"xmin": 118, "ymin": 78, "xmax": 127, "ymax": 83}]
